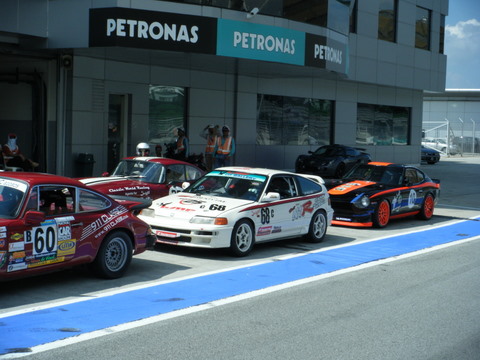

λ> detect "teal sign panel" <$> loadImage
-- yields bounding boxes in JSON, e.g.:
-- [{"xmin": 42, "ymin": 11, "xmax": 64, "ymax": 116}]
[{"xmin": 217, "ymin": 19, "xmax": 305, "ymax": 66}]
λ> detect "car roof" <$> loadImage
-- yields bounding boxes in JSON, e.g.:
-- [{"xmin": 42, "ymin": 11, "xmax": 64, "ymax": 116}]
[
  {"xmin": 214, "ymin": 167, "xmax": 297, "ymax": 177},
  {"xmin": 122, "ymin": 156, "xmax": 194, "ymax": 166},
  {"xmin": 0, "ymin": 172, "xmax": 85, "ymax": 187}
]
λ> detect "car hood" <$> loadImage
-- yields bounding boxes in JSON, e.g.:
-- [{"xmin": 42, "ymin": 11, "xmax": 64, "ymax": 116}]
[
  {"xmin": 149, "ymin": 193, "xmax": 254, "ymax": 220},
  {"xmin": 79, "ymin": 176, "xmax": 152, "ymax": 196},
  {"xmin": 328, "ymin": 180, "xmax": 381, "ymax": 195}
]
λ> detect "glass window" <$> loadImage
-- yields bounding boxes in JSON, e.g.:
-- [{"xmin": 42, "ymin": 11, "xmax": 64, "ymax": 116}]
[
  {"xmin": 357, "ymin": 104, "xmax": 410, "ymax": 146},
  {"xmin": 349, "ymin": 0, "xmax": 357, "ymax": 34},
  {"xmin": 295, "ymin": 175, "xmax": 323, "ymax": 196},
  {"xmin": 415, "ymin": 6, "xmax": 431, "ymax": 50},
  {"xmin": 78, "ymin": 189, "xmax": 111, "ymax": 212},
  {"xmin": 185, "ymin": 165, "xmax": 203, "ymax": 181},
  {"xmin": 39, "ymin": 186, "xmax": 76, "ymax": 215},
  {"xmin": 166, "ymin": 164, "xmax": 186, "ymax": 183},
  {"xmin": 149, "ymin": 86, "xmax": 186, "ymax": 147},
  {"xmin": 439, "ymin": 15, "xmax": 445, "ymax": 54},
  {"xmin": 257, "ymin": 95, "xmax": 333, "ymax": 146},
  {"xmin": 283, "ymin": 0, "xmax": 328, "ymax": 28},
  {"xmin": 378, "ymin": 0, "xmax": 397, "ymax": 42}
]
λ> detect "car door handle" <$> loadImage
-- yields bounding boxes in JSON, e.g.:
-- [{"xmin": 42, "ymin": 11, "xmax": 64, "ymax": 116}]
[{"xmin": 71, "ymin": 222, "xmax": 83, "ymax": 227}]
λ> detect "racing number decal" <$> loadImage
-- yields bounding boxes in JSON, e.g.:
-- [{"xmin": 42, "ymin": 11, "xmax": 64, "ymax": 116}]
[
  {"xmin": 25, "ymin": 224, "xmax": 58, "ymax": 256},
  {"xmin": 209, "ymin": 204, "xmax": 226, "ymax": 211},
  {"xmin": 261, "ymin": 208, "xmax": 274, "ymax": 224}
]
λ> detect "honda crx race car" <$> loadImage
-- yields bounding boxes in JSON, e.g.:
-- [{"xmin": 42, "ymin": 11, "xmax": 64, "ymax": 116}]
[
  {"xmin": 0, "ymin": 172, "xmax": 155, "ymax": 281},
  {"xmin": 138, "ymin": 167, "xmax": 333, "ymax": 257},
  {"xmin": 327, "ymin": 162, "xmax": 440, "ymax": 228}
]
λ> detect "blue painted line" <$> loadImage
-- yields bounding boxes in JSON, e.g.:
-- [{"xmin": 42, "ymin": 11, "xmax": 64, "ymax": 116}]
[{"xmin": 1, "ymin": 217, "xmax": 479, "ymax": 355}]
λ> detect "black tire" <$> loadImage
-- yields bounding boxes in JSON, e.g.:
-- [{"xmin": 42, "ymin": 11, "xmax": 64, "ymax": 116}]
[
  {"xmin": 230, "ymin": 220, "xmax": 255, "ymax": 257},
  {"xmin": 305, "ymin": 210, "xmax": 327, "ymax": 243},
  {"xmin": 335, "ymin": 163, "xmax": 345, "ymax": 178},
  {"xmin": 92, "ymin": 231, "xmax": 133, "ymax": 279}
]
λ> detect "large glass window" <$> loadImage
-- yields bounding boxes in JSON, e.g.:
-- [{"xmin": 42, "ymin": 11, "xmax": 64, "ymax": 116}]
[
  {"xmin": 415, "ymin": 6, "xmax": 431, "ymax": 50},
  {"xmin": 257, "ymin": 94, "xmax": 333, "ymax": 146},
  {"xmin": 356, "ymin": 104, "xmax": 410, "ymax": 146},
  {"xmin": 148, "ymin": 86, "xmax": 186, "ymax": 146},
  {"xmin": 378, "ymin": 0, "xmax": 397, "ymax": 42}
]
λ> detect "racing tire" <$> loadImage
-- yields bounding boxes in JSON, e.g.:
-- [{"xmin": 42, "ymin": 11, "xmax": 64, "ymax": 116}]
[
  {"xmin": 91, "ymin": 231, "xmax": 133, "ymax": 279},
  {"xmin": 335, "ymin": 163, "xmax": 346, "ymax": 178},
  {"xmin": 417, "ymin": 193, "xmax": 435, "ymax": 220},
  {"xmin": 305, "ymin": 210, "xmax": 327, "ymax": 243},
  {"xmin": 373, "ymin": 199, "xmax": 390, "ymax": 228},
  {"xmin": 230, "ymin": 220, "xmax": 255, "ymax": 257}
]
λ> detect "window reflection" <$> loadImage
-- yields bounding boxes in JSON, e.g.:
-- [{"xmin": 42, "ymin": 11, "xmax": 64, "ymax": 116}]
[
  {"xmin": 415, "ymin": 6, "xmax": 431, "ymax": 50},
  {"xmin": 257, "ymin": 94, "xmax": 332, "ymax": 146},
  {"xmin": 378, "ymin": 0, "xmax": 397, "ymax": 42},
  {"xmin": 357, "ymin": 104, "xmax": 410, "ymax": 146},
  {"xmin": 148, "ymin": 86, "xmax": 186, "ymax": 147}
]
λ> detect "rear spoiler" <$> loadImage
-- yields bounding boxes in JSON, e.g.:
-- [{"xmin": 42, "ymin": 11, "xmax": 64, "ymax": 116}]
[{"xmin": 110, "ymin": 195, "xmax": 152, "ymax": 213}]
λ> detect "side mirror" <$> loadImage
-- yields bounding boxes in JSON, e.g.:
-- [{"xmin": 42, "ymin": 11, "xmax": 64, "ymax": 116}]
[
  {"xmin": 25, "ymin": 210, "xmax": 45, "ymax": 225},
  {"xmin": 181, "ymin": 181, "xmax": 190, "ymax": 190},
  {"xmin": 261, "ymin": 192, "xmax": 280, "ymax": 202},
  {"xmin": 102, "ymin": 171, "xmax": 110, "ymax": 177}
]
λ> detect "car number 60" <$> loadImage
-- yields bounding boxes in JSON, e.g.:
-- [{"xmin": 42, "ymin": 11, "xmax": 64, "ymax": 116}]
[{"xmin": 25, "ymin": 225, "xmax": 58, "ymax": 256}]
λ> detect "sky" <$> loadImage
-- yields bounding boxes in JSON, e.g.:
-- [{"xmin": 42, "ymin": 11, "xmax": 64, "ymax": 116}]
[{"xmin": 445, "ymin": 0, "xmax": 480, "ymax": 89}]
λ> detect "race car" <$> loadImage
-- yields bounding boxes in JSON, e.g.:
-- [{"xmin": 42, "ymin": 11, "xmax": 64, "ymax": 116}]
[
  {"xmin": 138, "ymin": 167, "xmax": 334, "ymax": 257},
  {"xmin": 0, "ymin": 172, "xmax": 155, "ymax": 281},
  {"xmin": 80, "ymin": 157, "xmax": 205, "ymax": 200},
  {"xmin": 327, "ymin": 162, "xmax": 440, "ymax": 228}
]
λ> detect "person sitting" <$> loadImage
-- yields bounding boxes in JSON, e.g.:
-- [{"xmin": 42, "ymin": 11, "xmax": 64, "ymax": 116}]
[{"xmin": 2, "ymin": 133, "xmax": 39, "ymax": 171}]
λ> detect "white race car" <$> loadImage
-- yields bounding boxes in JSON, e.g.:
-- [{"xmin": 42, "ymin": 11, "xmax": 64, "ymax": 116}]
[{"xmin": 139, "ymin": 167, "xmax": 334, "ymax": 256}]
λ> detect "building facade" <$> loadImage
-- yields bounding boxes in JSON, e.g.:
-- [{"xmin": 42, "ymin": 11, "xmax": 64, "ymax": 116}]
[
  {"xmin": 423, "ymin": 89, "xmax": 480, "ymax": 155},
  {"xmin": 0, "ymin": 0, "xmax": 448, "ymax": 176}
]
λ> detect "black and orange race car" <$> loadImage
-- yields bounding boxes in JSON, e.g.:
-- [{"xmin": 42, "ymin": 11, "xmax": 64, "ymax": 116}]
[{"xmin": 327, "ymin": 162, "xmax": 440, "ymax": 228}]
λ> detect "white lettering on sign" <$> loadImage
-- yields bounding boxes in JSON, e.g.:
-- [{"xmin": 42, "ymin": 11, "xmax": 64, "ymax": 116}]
[
  {"xmin": 233, "ymin": 31, "xmax": 296, "ymax": 55},
  {"xmin": 314, "ymin": 44, "xmax": 342, "ymax": 64},
  {"xmin": 106, "ymin": 18, "xmax": 199, "ymax": 43}
]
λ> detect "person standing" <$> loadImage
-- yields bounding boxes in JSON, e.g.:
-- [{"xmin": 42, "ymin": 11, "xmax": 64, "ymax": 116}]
[
  {"xmin": 174, "ymin": 127, "xmax": 189, "ymax": 161},
  {"xmin": 201, "ymin": 124, "xmax": 218, "ymax": 171},
  {"xmin": 214, "ymin": 125, "xmax": 235, "ymax": 168}
]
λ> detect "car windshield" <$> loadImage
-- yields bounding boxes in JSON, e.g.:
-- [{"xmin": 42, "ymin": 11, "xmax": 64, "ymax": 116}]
[
  {"xmin": 185, "ymin": 170, "xmax": 268, "ymax": 201},
  {"xmin": 343, "ymin": 164, "xmax": 403, "ymax": 186},
  {"xmin": 111, "ymin": 160, "xmax": 164, "ymax": 183},
  {"xmin": 0, "ymin": 178, "xmax": 28, "ymax": 218},
  {"xmin": 313, "ymin": 146, "xmax": 345, "ymax": 156}
]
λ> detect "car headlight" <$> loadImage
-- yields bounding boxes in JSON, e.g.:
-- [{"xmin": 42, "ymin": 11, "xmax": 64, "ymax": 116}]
[
  {"xmin": 352, "ymin": 194, "xmax": 370, "ymax": 208},
  {"xmin": 190, "ymin": 216, "xmax": 228, "ymax": 225},
  {"xmin": 140, "ymin": 208, "xmax": 155, "ymax": 217}
]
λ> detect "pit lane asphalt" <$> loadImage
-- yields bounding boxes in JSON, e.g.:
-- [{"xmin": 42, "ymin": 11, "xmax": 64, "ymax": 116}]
[{"xmin": 1, "ymin": 156, "xmax": 479, "ymax": 357}]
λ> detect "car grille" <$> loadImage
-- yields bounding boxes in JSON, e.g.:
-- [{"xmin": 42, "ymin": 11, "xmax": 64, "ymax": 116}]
[{"xmin": 330, "ymin": 196, "xmax": 353, "ymax": 212}]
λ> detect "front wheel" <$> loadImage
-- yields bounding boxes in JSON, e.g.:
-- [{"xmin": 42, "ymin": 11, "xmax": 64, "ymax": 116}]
[
  {"xmin": 230, "ymin": 220, "xmax": 254, "ymax": 257},
  {"xmin": 417, "ymin": 193, "xmax": 435, "ymax": 220},
  {"xmin": 334, "ymin": 163, "xmax": 346, "ymax": 178},
  {"xmin": 373, "ymin": 199, "xmax": 390, "ymax": 228},
  {"xmin": 305, "ymin": 210, "xmax": 327, "ymax": 243},
  {"xmin": 91, "ymin": 231, "xmax": 133, "ymax": 279}
]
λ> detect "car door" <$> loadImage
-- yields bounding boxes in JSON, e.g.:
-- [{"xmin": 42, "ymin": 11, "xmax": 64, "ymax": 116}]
[
  {"xmin": 22, "ymin": 185, "xmax": 82, "ymax": 270},
  {"xmin": 257, "ymin": 175, "xmax": 305, "ymax": 241},
  {"xmin": 400, "ymin": 168, "xmax": 425, "ymax": 214}
]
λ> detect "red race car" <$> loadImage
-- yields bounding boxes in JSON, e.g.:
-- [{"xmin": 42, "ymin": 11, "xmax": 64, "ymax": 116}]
[
  {"xmin": 80, "ymin": 157, "xmax": 205, "ymax": 200},
  {"xmin": 0, "ymin": 172, "xmax": 155, "ymax": 281}
]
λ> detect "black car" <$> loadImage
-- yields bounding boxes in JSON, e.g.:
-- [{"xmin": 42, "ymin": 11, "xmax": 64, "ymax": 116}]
[
  {"xmin": 295, "ymin": 144, "xmax": 371, "ymax": 178},
  {"xmin": 327, "ymin": 162, "xmax": 440, "ymax": 228},
  {"xmin": 421, "ymin": 146, "xmax": 440, "ymax": 164}
]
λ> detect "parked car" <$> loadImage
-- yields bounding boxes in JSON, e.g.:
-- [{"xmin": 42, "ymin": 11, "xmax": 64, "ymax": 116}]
[
  {"xmin": 80, "ymin": 157, "xmax": 205, "ymax": 200},
  {"xmin": 421, "ymin": 138, "xmax": 459, "ymax": 155},
  {"xmin": 421, "ymin": 146, "xmax": 440, "ymax": 164},
  {"xmin": 139, "ymin": 167, "xmax": 333, "ymax": 257},
  {"xmin": 295, "ymin": 144, "xmax": 371, "ymax": 178},
  {"xmin": 327, "ymin": 162, "xmax": 440, "ymax": 228},
  {"xmin": 0, "ymin": 172, "xmax": 155, "ymax": 281}
]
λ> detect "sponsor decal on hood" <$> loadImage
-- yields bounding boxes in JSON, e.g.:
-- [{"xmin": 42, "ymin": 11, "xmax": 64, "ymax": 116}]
[{"xmin": 328, "ymin": 180, "xmax": 376, "ymax": 195}]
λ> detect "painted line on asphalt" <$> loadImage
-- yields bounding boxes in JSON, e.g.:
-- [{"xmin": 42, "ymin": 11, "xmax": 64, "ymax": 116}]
[{"xmin": 1, "ymin": 215, "xmax": 479, "ymax": 358}]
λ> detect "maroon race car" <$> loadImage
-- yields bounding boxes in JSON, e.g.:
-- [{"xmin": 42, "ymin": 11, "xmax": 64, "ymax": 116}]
[
  {"xmin": 80, "ymin": 157, "xmax": 205, "ymax": 200},
  {"xmin": 0, "ymin": 172, "xmax": 155, "ymax": 281}
]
